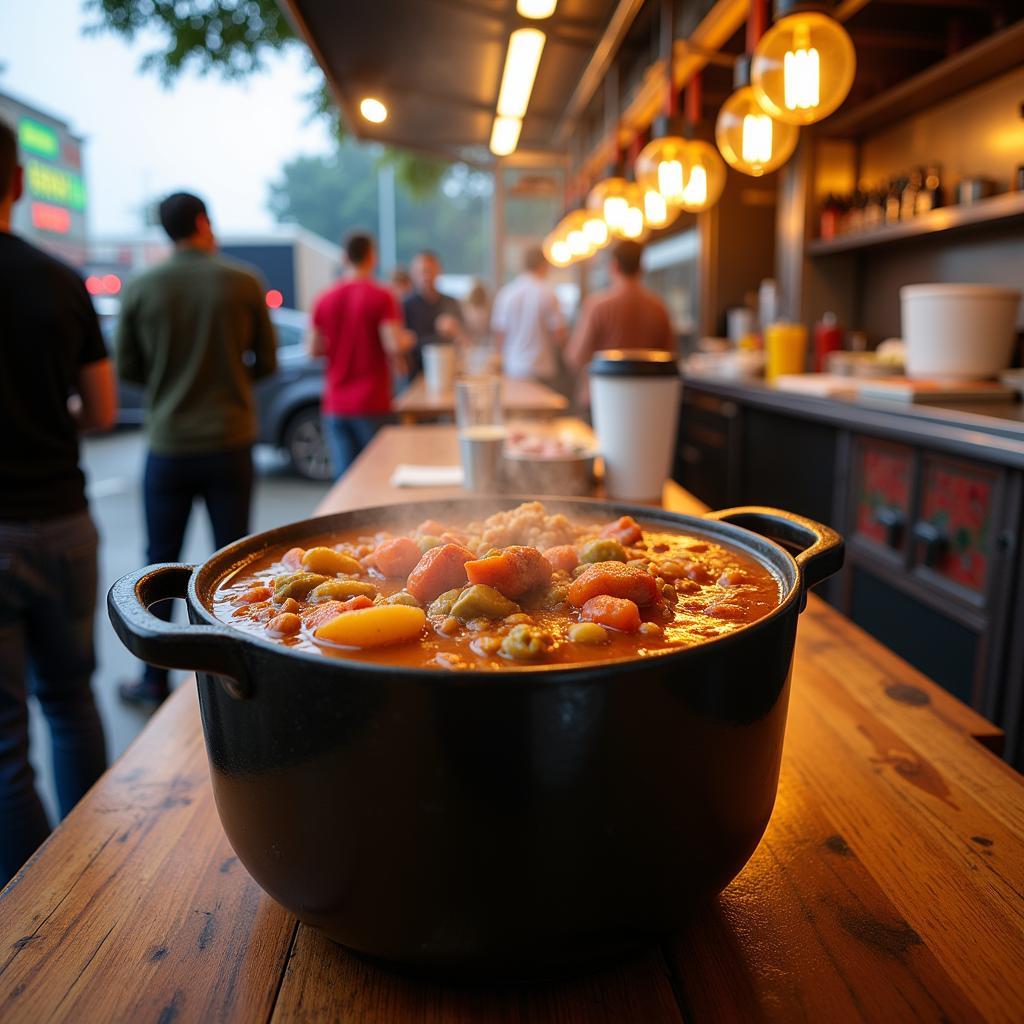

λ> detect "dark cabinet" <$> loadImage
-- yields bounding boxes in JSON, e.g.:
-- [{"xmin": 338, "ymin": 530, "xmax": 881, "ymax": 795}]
[
  {"xmin": 852, "ymin": 437, "xmax": 913, "ymax": 559},
  {"xmin": 679, "ymin": 383, "xmax": 1024, "ymax": 768},
  {"xmin": 675, "ymin": 389, "xmax": 739, "ymax": 511},
  {"xmin": 740, "ymin": 409, "xmax": 838, "ymax": 527}
]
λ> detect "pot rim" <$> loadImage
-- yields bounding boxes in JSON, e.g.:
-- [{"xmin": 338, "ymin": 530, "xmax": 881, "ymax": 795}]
[{"xmin": 184, "ymin": 495, "xmax": 807, "ymax": 683}]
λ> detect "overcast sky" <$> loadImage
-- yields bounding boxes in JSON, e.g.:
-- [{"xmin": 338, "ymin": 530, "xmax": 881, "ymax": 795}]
[{"xmin": 2, "ymin": 0, "xmax": 333, "ymax": 235}]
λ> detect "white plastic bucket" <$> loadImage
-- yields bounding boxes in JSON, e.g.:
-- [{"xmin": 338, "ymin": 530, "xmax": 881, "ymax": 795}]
[{"xmin": 900, "ymin": 284, "xmax": 1021, "ymax": 380}]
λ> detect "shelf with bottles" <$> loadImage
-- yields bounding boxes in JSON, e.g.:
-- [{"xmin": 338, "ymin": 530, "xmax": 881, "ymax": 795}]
[{"xmin": 806, "ymin": 188, "xmax": 1024, "ymax": 257}]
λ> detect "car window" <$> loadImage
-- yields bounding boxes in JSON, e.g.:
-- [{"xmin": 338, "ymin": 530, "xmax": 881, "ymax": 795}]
[{"xmin": 275, "ymin": 323, "xmax": 304, "ymax": 348}]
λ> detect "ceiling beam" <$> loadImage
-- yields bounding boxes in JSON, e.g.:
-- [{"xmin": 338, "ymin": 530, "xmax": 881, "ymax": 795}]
[
  {"xmin": 554, "ymin": 0, "xmax": 650, "ymax": 147},
  {"xmin": 571, "ymin": 0, "xmax": 749, "ymax": 192}
]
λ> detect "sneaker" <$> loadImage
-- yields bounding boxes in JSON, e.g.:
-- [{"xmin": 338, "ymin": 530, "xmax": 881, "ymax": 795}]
[{"xmin": 117, "ymin": 678, "xmax": 169, "ymax": 708}]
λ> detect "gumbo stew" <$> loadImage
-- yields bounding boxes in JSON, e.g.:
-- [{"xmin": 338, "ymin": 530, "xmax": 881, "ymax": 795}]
[{"xmin": 215, "ymin": 501, "xmax": 782, "ymax": 670}]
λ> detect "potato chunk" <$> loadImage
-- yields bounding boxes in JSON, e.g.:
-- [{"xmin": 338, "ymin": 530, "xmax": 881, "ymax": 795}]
[
  {"xmin": 308, "ymin": 579, "xmax": 378, "ymax": 603},
  {"xmin": 273, "ymin": 572, "xmax": 329, "ymax": 602},
  {"xmin": 450, "ymin": 584, "xmax": 520, "ymax": 622},
  {"xmin": 300, "ymin": 547, "xmax": 362, "ymax": 576},
  {"xmin": 315, "ymin": 605, "xmax": 427, "ymax": 648}
]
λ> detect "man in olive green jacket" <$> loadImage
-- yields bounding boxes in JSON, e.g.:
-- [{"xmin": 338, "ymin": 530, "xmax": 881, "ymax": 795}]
[{"xmin": 116, "ymin": 192, "xmax": 277, "ymax": 705}]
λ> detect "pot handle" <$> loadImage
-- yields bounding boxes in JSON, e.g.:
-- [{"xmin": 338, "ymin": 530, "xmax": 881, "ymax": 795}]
[
  {"xmin": 107, "ymin": 564, "xmax": 252, "ymax": 698},
  {"xmin": 703, "ymin": 506, "xmax": 845, "ymax": 603}
]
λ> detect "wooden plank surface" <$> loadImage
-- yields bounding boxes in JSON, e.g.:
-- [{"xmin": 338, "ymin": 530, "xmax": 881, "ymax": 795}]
[
  {"xmin": 393, "ymin": 374, "xmax": 568, "ymax": 422},
  {"xmin": 2, "ymin": 424, "xmax": 1021, "ymax": 1023},
  {"xmin": 0, "ymin": 676, "xmax": 297, "ymax": 1023}
]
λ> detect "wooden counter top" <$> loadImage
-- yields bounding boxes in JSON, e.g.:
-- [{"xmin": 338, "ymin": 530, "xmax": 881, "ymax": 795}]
[
  {"xmin": 393, "ymin": 374, "xmax": 568, "ymax": 423},
  {"xmin": 1, "ymin": 425, "xmax": 1021, "ymax": 1022}
]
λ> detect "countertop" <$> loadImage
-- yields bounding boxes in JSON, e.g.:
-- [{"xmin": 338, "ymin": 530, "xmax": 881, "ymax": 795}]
[
  {"xmin": 684, "ymin": 372, "xmax": 1024, "ymax": 466},
  {"xmin": 393, "ymin": 373, "xmax": 568, "ymax": 423},
  {"xmin": 1, "ymin": 425, "xmax": 1022, "ymax": 1022}
]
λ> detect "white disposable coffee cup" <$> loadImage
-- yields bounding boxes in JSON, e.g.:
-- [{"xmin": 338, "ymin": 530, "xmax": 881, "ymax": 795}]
[
  {"xmin": 590, "ymin": 349, "xmax": 681, "ymax": 502},
  {"xmin": 423, "ymin": 343, "xmax": 456, "ymax": 393}
]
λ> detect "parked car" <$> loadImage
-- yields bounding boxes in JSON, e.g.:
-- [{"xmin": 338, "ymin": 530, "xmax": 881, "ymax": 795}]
[{"xmin": 101, "ymin": 307, "xmax": 332, "ymax": 481}]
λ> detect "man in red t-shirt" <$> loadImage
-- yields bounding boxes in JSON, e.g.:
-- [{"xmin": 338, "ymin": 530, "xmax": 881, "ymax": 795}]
[{"xmin": 309, "ymin": 233, "xmax": 408, "ymax": 477}]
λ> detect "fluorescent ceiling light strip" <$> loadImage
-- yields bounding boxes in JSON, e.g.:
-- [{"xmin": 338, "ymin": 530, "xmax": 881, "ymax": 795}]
[
  {"xmin": 497, "ymin": 28, "xmax": 546, "ymax": 119},
  {"xmin": 517, "ymin": 0, "xmax": 557, "ymax": 18},
  {"xmin": 490, "ymin": 116, "xmax": 522, "ymax": 156}
]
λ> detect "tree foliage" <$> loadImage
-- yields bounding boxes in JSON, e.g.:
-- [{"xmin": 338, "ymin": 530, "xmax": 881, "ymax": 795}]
[
  {"xmin": 84, "ymin": 0, "xmax": 294, "ymax": 82},
  {"xmin": 268, "ymin": 141, "xmax": 491, "ymax": 275},
  {"xmin": 84, "ymin": 0, "xmax": 453, "ymax": 199}
]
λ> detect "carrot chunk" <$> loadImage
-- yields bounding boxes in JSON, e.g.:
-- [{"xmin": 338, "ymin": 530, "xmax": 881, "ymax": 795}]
[
  {"xmin": 580, "ymin": 595, "xmax": 641, "ymax": 632},
  {"xmin": 600, "ymin": 515, "xmax": 643, "ymax": 546},
  {"xmin": 407, "ymin": 543, "xmax": 475, "ymax": 604},
  {"xmin": 465, "ymin": 545, "xmax": 552, "ymax": 599},
  {"xmin": 568, "ymin": 561, "xmax": 661, "ymax": 608},
  {"xmin": 543, "ymin": 544, "xmax": 579, "ymax": 573},
  {"xmin": 282, "ymin": 547, "xmax": 305, "ymax": 569},
  {"xmin": 374, "ymin": 536, "xmax": 422, "ymax": 578},
  {"xmin": 416, "ymin": 519, "xmax": 448, "ymax": 537},
  {"xmin": 303, "ymin": 595, "xmax": 373, "ymax": 630}
]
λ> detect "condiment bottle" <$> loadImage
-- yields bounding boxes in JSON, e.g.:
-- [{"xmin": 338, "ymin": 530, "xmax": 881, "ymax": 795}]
[
  {"xmin": 916, "ymin": 164, "xmax": 943, "ymax": 214},
  {"xmin": 820, "ymin": 194, "xmax": 841, "ymax": 240},
  {"xmin": 901, "ymin": 169, "xmax": 923, "ymax": 220},
  {"xmin": 813, "ymin": 312, "xmax": 844, "ymax": 372}
]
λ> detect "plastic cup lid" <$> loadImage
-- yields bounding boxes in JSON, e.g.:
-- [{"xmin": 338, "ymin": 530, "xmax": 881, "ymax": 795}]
[{"xmin": 589, "ymin": 349, "xmax": 680, "ymax": 377}]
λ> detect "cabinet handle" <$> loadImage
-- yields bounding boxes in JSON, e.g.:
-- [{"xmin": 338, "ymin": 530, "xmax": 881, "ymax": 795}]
[
  {"xmin": 873, "ymin": 506, "xmax": 905, "ymax": 549},
  {"xmin": 912, "ymin": 520, "xmax": 950, "ymax": 568}
]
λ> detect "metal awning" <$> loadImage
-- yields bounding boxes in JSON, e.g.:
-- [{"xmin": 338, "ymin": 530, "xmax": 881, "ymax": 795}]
[{"xmin": 280, "ymin": 0, "xmax": 620, "ymax": 163}]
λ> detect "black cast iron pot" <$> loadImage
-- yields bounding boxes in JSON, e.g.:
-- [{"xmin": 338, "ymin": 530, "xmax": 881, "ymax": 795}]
[{"xmin": 108, "ymin": 498, "xmax": 843, "ymax": 978}]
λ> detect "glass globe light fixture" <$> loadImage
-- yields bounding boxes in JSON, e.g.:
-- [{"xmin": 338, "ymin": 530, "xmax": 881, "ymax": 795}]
[
  {"xmin": 751, "ymin": 10, "xmax": 856, "ymax": 126},
  {"xmin": 635, "ymin": 136, "xmax": 727, "ymax": 214},
  {"xmin": 641, "ymin": 186, "xmax": 679, "ymax": 231},
  {"xmin": 619, "ymin": 183, "xmax": 648, "ymax": 240},
  {"xmin": 587, "ymin": 177, "xmax": 633, "ymax": 236},
  {"xmin": 543, "ymin": 229, "xmax": 573, "ymax": 268},
  {"xmin": 561, "ymin": 210, "xmax": 594, "ymax": 260},
  {"xmin": 716, "ymin": 85, "xmax": 798, "ymax": 177},
  {"xmin": 582, "ymin": 210, "xmax": 610, "ymax": 250}
]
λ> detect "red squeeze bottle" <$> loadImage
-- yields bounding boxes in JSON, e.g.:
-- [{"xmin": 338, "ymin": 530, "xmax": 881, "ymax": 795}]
[{"xmin": 814, "ymin": 313, "xmax": 844, "ymax": 372}]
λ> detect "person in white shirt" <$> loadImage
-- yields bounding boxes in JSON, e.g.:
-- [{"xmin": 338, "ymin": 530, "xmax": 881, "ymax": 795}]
[{"xmin": 491, "ymin": 248, "xmax": 566, "ymax": 384}]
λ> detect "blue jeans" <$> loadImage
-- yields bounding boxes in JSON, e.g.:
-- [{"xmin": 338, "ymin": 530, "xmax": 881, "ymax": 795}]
[
  {"xmin": 0, "ymin": 509, "xmax": 107, "ymax": 884},
  {"xmin": 143, "ymin": 446, "xmax": 253, "ymax": 689},
  {"xmin": 324, "ymin": 415, "xmax": 388, "ymax": 480}
]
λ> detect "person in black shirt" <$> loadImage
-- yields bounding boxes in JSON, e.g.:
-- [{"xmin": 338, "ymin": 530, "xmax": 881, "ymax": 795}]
[
  {"xmin": 400, "ymin": 250, "xmax": 463, "ymax": 388},
  {"xmin": 0, "ymin": 119, "xmax": 117, "ymax": 885}
]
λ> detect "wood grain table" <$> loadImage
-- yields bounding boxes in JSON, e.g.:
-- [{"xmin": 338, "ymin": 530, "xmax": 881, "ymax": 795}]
[
  {"xmin": 393, "ymin": 374, "xmax": 568, "ymax": 424},
  {"xmin": 2, "ymin": 425, "xmax": 1022, "ymax": 1023}
]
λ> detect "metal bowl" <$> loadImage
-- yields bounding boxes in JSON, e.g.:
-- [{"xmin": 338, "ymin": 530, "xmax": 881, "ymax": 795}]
[{"xmin": 501, "ymin": 450, "xmax": 597, "ymax": 496}]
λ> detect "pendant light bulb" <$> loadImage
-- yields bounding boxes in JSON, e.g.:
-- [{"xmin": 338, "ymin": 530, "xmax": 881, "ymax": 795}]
[
  {"xmin": 636, "ymin": 137, "xmax": 726, "ymax": 213},
  {"xmin": 716, "ymin": 85, "xmax": 798, "ymax": 177},
  {"xmin": 582, "ymin": 212, "xmax": 610, "ymax": 249},
  {"xmin": 547, "ymin": 210, "xmax": 596, "ymax": 263},
  {"xmin": 751, "ymin": 10, "xmax": 856, "ymax": 126},
  {"xmin": 587, "ymin": 178, "xmax": 645, "ymax": 240},
  {"xmin": 543, "ymin": 228, "xmax": 573, "ymax": 268}
]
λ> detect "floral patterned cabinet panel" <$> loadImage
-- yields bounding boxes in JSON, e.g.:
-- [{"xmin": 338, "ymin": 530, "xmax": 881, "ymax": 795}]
[
  {"xmin": 916, "ymin": 457, "xmax": 998, "ymax": 594},
  {"xmin": 853, "ymin": 438, "xmax": 914, "ymax": 554}
]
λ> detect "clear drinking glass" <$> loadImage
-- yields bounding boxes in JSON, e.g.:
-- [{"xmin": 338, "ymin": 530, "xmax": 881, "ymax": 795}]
[{"xmin": 455, "ymin": 375, "xmax": 505, "ymax": 492}]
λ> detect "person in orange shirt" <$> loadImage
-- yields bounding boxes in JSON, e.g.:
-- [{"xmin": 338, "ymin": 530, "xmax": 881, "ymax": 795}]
[{"xmin": 565, "ymin": 239, "xmax": 675, "ymax": 403}]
